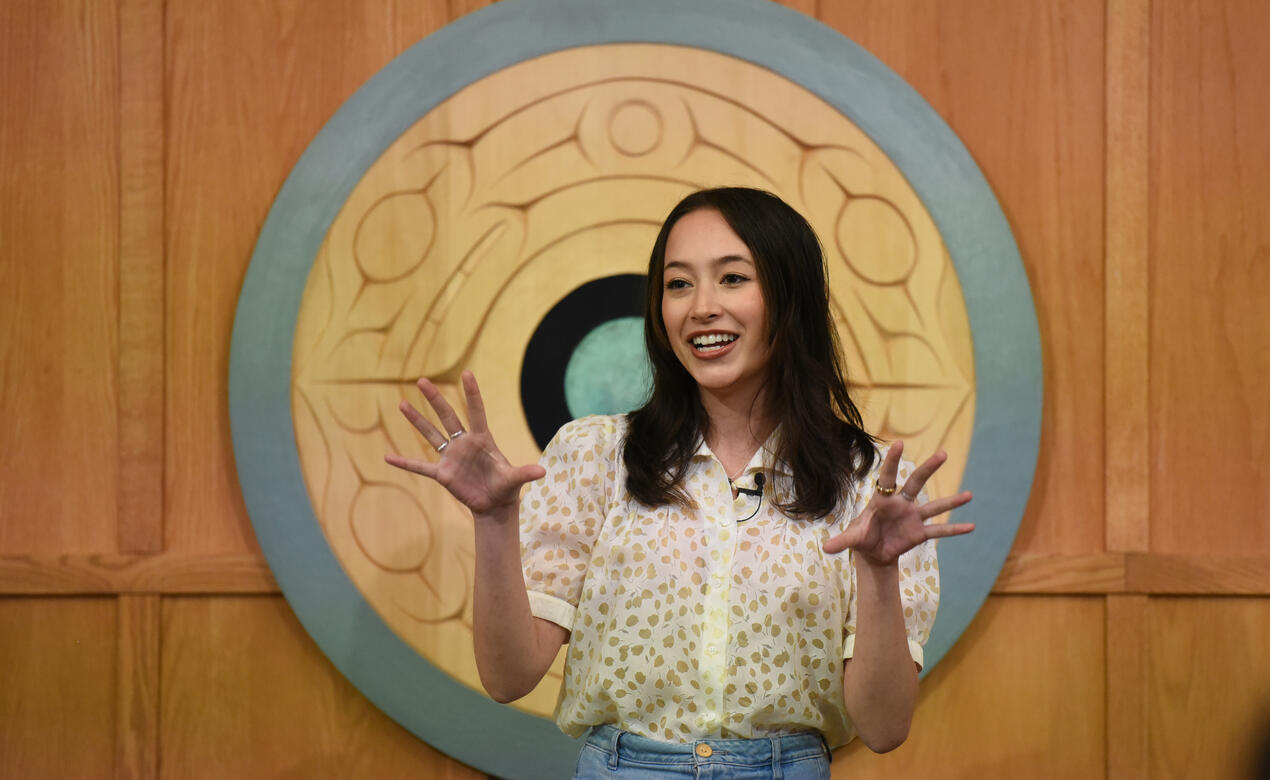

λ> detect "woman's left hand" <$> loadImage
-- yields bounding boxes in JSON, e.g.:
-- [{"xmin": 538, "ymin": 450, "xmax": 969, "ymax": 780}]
[{"xmin": 822, "ymin": 441, "xmax": 975, "ymax": 566}]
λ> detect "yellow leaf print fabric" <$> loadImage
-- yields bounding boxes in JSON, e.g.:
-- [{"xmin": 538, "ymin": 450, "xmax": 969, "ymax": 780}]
[{"xmin": 519, "ymin": 415, "xmax": 939, "ymax": 748}]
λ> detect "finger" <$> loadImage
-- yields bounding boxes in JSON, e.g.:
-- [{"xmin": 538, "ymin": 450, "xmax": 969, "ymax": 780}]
[
  {"xmin": 874, "ymin": 441, "xmax": 903, "ymax": 493},
  {"xmin": 398, "ymin": 400, "xmax": 447, "ymax": 451},
  {"xmin": 417, "ymin": 377, "xmax": 466, "ymax": 438},
  {"xmin": 822, "ymin": 518, "xmax": 864, "ymax": 554},
  {"xmin": 917, "ymin": 491, "xmax": 974, "ymax": 520},
  {"xmin": 384, "ymin": 452, "xmax": 439, "ymax": 479},
  {"xmin": 462, "ymin": 371, "xmax": 490, "ymax": 434},
  {"xmin": 512, "ymin": 463, "xmax": 547, "ymax": 485},
  {"xmin": 923, "ymin": 522, "xmax": 976, "ymax": 540},
  {"xmin": 900, "ymin": 450, "xmax": 948, "ymax": 498},
  {"xmin": 822, "ymin": 531, "xmax": 852, "ymax": 555}
]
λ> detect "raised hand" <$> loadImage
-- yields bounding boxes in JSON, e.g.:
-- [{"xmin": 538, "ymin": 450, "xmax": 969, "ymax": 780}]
[
  {"xmin": 822, "ymin": 441, "xmax": 974, "ymax": 566},
  {"xmin": 384, "ymin": 371, "xmax": 545, "ymax": 516}
]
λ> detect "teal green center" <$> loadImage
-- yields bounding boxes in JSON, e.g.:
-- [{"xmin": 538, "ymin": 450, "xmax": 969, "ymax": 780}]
[{"xmin": 564, "ymin": 317, "xmax": 652, "ymax": 418}]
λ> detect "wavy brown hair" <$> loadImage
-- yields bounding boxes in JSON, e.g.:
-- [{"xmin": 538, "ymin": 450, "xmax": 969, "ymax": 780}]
[{"xmin": 624, "ymin": 187, "xmax": 877, "ymax": 519}]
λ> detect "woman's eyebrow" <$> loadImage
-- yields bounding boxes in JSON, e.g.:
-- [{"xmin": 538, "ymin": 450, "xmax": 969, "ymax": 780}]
[{"xmin": 663, "ymin": 255, "xmax": 753, "ymax": 272}]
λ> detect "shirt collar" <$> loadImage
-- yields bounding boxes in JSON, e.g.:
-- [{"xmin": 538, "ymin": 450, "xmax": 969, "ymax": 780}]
[{"xmin": 691, "ymin": 426, "xmax": 791, "ymax": 479}]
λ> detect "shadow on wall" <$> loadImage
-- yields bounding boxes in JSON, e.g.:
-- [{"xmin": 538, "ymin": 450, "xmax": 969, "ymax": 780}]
[{"xmin": 1254, "ymin": 702, "xmax": 1270, "ymax": 780}]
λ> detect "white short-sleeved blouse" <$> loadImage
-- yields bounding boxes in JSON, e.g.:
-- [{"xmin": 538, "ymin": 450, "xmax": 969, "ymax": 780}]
[{"xmin": 519, "ymin": 415, "xmax": 939, "ymax": 748}]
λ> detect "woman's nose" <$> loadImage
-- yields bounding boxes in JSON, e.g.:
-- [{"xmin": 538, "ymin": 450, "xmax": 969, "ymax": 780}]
[{"xmin": 691, "ymin": 288, "xmax": 721, "ymax": 319}]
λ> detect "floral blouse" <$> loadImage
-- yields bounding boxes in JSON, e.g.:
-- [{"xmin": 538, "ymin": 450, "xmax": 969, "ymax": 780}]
[{"xmin": 519, "ymin": 415, "xmax": 939, "ymax": 747}]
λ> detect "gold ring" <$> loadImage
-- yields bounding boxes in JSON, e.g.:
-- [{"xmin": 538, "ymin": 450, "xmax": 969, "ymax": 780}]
[{"xmin": 873, "ymin": 478, "xmax": 898, "ymax": 496}]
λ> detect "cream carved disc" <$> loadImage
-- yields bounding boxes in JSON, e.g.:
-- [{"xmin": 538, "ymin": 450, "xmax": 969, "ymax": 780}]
[{"xmin": 291, "ymin": 44, "xmax": 975, "ymax": 719}]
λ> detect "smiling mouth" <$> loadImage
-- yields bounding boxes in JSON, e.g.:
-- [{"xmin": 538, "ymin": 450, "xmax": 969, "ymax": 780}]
[{"xmin": 691, "ymin": 333, "xmax": 738, "ymax": 352}]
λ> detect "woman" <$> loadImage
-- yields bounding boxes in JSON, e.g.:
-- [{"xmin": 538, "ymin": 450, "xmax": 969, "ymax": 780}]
[{"xmin": 386, "ymin": 188, "xmax": 974, "ymax": 778}]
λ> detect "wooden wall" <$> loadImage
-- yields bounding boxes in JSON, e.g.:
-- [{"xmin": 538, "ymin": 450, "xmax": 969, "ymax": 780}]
[{"xmin": 1, "ymin": 0, "xmax": 1267, "ymax": 777}]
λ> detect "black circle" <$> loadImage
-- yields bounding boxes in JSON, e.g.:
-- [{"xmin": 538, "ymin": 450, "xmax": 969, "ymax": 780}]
[{"xmin": 520, "ymin": 274, "xmax": 646, "ymax": 450}]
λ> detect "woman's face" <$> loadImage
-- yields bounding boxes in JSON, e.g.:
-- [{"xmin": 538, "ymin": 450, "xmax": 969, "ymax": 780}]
[{"xmin": 660, "ymin": 208, "xmax": 771, "ymax": 402}]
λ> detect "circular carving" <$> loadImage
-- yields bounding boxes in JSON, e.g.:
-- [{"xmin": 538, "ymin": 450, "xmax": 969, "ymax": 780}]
[
  {"xmin": 608, "ymin": 99, "xmax": 663, "ymax": 157},
  {"xmin": 232, "ymin": 2, "xmax": 1040, "ymax": 775},
  {"xmin": 564, "ymin": 317, "xmax": 651, "ymax": 418},
  {"xmin": 289, "ymin": 43, "xmax": 974, "ymax": 721},
  {"xmin": 836, "ymin": 196, "xmax": 917, "ymax": 284},
  {"xmin": 520, "ymin": 274, "xmax": 646, "ymax": 451}
]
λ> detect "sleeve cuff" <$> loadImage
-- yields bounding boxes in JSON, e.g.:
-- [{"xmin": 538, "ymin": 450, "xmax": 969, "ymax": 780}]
[
  {"xmin": 842, "ymin": 635, "xmax": 926, "ymax": 671},
  {"xmin": 527, "ymin": 590, "xmax": 576, "ymax": 632}
]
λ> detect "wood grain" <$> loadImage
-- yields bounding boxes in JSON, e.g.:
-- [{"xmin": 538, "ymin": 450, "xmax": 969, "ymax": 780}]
[
  {"xmin": 117, "ymin": 0, "xmax": 166, "ymax": 554},
  {"xmin": 1148, "ymin": 597, "xmax": 1270, "ymax": 778},
  {"xmin": 1127, "ymin": 553, "xmax": 1270, "ymax": 595},
  {"xmin": 993, "ymin": 552, "xmax": 1126, "ymax": 594},
  {"xmin": 0, "ymin": 553, "xmax": 275, "ymax": 594},
  {"xmin": 160, "ymin": 595, "xmax": 491, "ymax": 778},
  {"xmin": 0, "ymin": 0, "xmax": 120, "ymax": 553},
  {"xmin": 1149, "ymin": 0, "xmax": 1270, "ymax": 554},
  {"xmin": 820, "ymin": 0, "xmax": 1108, "ymax": 555},
  {"xmin": 116, "ymin": 595, "xmax": 160, "ymax": 780},
  {"xmin": 1104, "ymin": 0, "xmax": 1151, "ymax": 554},
  {"xmin": 835, "ymin": 596, "xmax": 1106, "ymax": 778},
  {"xmin": 163, "ymin": 0, "xmax": 451, "ymax": 556},
  {"xmin": 0, "ymin": 598, "xmax": 118, "ymax": 778},
  {"xmin": 1106, "ymin": 594, "xmax": 1148, "ymax": 778}
]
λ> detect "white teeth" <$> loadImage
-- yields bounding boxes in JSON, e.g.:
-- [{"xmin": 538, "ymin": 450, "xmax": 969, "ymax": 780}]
[{"xmin": 692, "ymin": 333, "xmax": 738, "ymax": 349}]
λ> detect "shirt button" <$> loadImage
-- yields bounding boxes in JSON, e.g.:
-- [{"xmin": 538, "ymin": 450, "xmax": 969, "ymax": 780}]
[
  {"xmin": 695, "ymin": 744, "xmax": 713, "ymax": 758},
  {"xmin": 706, "ymin": 645, "xmax": 719, "ymax": 656}
]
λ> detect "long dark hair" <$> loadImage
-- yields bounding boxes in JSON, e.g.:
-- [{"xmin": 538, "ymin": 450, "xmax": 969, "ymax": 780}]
[{"xmin": 624, "ymin": 187, "xmax": 878, "ymax": 519}]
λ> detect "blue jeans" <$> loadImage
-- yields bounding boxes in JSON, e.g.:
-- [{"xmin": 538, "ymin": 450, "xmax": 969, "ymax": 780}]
[{"xmin": 573, "ymin": 725, "xmax": 831, "ymax": 779}]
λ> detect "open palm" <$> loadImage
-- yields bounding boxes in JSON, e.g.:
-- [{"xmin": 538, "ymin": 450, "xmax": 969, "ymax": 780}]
[
  {"xmin": 823, "ymin": 441, "xmax": 975, "ymax": 566},
  {"xmin": 384, "ymin": 372, "xmax": 544, "ymax": 516}
]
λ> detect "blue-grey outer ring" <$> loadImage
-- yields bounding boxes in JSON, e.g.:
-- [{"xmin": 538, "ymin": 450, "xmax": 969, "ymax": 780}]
[{"xmin": 229, "ymin": 0, "xmax": 1041, "ymax": 776}]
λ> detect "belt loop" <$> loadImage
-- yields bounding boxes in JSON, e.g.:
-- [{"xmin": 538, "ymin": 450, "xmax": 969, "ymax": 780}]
[
  {"xmin": 771, "ymin": 735, "xmax": 783, "ymax": 780},
  {"xmin": 820, "ymin": 732, "xmax": 833, "ymax": 763},
  {"xmin": 608, "ymin": 728, "xmax": 621, "ymax": 770}
]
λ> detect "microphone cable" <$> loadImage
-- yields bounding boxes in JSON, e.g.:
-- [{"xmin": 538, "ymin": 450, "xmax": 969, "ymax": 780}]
[{"xmin": 735, "ymin": 472, "xmax": 766, "ymax": 523}]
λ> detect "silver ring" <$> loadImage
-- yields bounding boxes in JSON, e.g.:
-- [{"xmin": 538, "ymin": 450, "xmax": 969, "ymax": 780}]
[
  {"xmin": 899, "ymin": 490, "xmax": 917, "ymax": 502},
  {"xmin": 448, "ymin": 429, "xmax": 466, "ymax": 440},
  {"xmin": 435, "ymin": 440, "xmax": 449, "ymax": 453}
]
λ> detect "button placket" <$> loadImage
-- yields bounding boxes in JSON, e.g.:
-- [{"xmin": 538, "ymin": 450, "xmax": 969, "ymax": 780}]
[{"xmin": 699, "ymin": 460, "xmax": 739, "ymax": 734}]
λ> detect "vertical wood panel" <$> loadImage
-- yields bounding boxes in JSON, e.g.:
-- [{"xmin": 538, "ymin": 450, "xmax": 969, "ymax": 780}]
[
  {"xmin": 118, "ymin": 0, "xmax": 166, "ymax": 554},
  {"xmin": 836, "ymin": 596, "xmax": 1106, "ymax": 777},
  {"xmin": 819, "ymin": 0, "xmax": 1107, "ymax": 555},
  {"xmin": 0, "ymin": 0, "xmax": 120, "ymax": 552},
  {"xmin": 0, "ymin": 597, "xmax": 118, "ymax": 777},
  {"xmin": 117, "ymin": 595, "xmax": 160, "ymax": 780},
  {"xmin": 1104, "ymin": 0, "xmax": 1150, "ymax": 554},
  {"xmin": 163, "ymin": 0, "xmax": 451, "ymax": 555},
  {"xmin": 1148, "ymin": 597, "xmax": 1270, "ymax": 778},
  {"xmin": 1150, "ymin": 0, "xmax": 1270, "ymax": 554},
  {"xmin": 159, "ymin": 595, "xmax": 490, "ymax": 778},
  {"xmin": 1106, "ymin": 594, "xmax": 1148, "ymax": 777}
]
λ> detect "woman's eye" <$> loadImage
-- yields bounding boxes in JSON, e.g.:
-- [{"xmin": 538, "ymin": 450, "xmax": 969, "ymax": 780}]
[
  {"xmin": 722, "ymin": 273, "xmax": 748, "ymax": 285},
  {"xmin": 665, "ymin": 279, "xmax": 689, "ymax": 290}
]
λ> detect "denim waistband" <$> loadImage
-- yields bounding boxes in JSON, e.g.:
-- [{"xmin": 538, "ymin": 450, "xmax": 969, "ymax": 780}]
[{"xmin": 585, "ymin": 724, "xmax": 829, "ymax": 770}]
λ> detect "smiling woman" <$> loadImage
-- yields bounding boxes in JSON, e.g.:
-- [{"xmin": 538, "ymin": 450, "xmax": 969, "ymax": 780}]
[
  {"xmin": 660, "ymin": 209, "xmax": 772, "ymax": 410},
  {"xmin": 386, "ymin": 187, "xmax": 975, "ymax": 777}
]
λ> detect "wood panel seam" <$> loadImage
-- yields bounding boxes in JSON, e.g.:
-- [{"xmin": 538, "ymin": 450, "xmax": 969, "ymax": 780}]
[
  {"xmin": 5, "ymin": 552, "xmax": 1270, "ymax": 595},
  {"xmin": 1104, "ymin": 0, "xmax": 1151, "ymax": 555},
  {"xmin": 117, "ymin": 0, "xmax": 166, "ymax": 555}
]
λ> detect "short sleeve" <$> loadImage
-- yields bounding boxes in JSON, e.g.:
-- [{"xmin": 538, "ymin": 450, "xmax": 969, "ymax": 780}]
[
  {"xmin": 519, "ymin": 415, "xmax": 619, "ymax": 631},
  {"xmin": 842, "ymin": 458, "xmax": 941, "ymax": 670}
]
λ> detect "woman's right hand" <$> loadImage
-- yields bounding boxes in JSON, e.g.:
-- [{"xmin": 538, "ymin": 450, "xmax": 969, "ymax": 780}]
[{"xmin": 385, "ymin": 371, "xmax": 545, "ymax": 516}]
